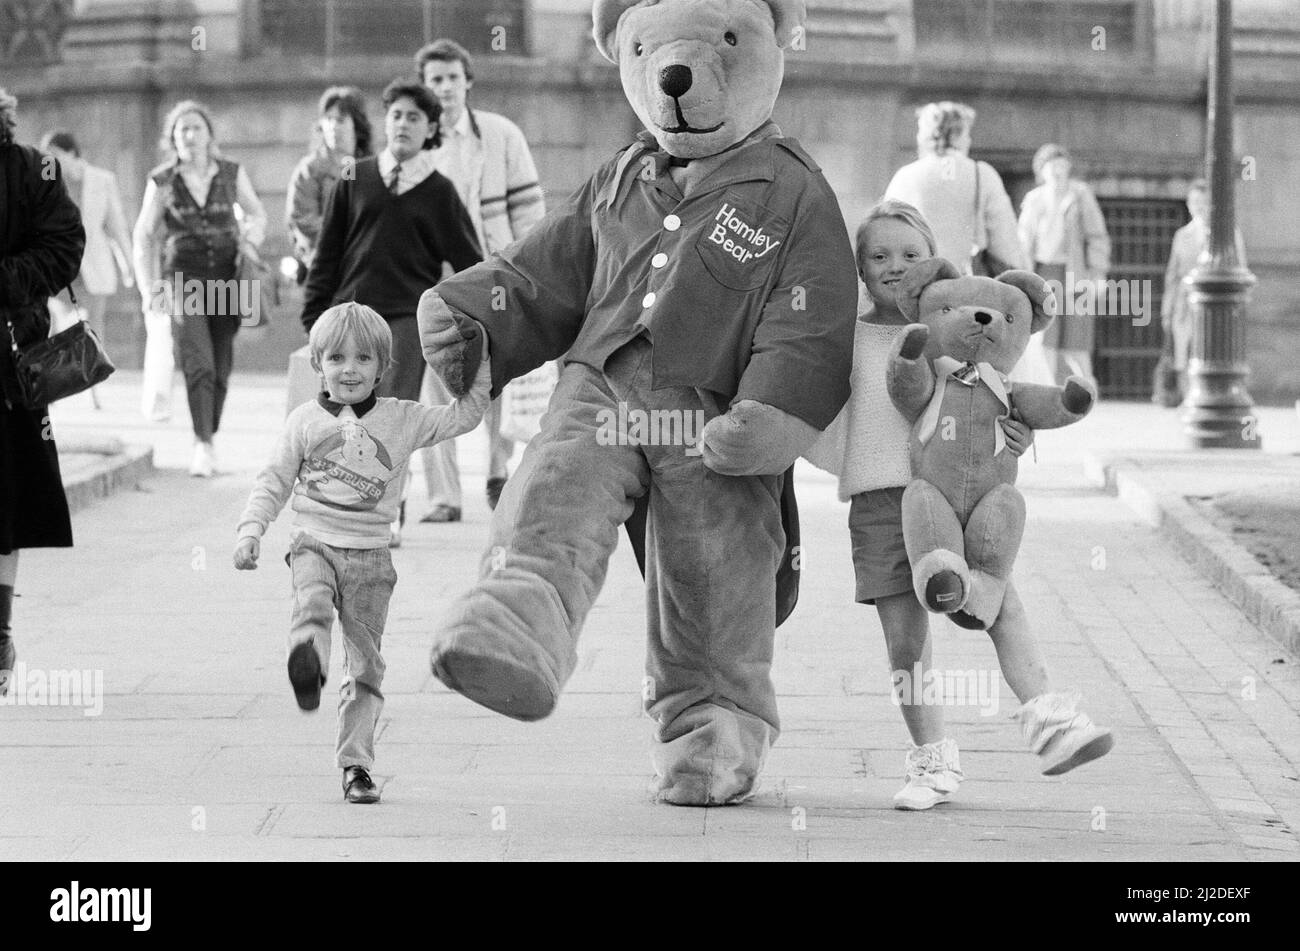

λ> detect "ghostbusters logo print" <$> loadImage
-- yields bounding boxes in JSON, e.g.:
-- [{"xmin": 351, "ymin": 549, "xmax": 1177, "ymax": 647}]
[
  {"xmin": 296, "ymin": 418, "xmax": 396, "ymax": 512},
  {"xmin": 696, "ymin": 192, "xmax": 788, "ymax": 290}
]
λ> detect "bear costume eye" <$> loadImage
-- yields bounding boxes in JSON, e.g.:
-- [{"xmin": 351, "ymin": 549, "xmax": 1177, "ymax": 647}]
[
  {"xmin": 724, "ymin": 31, "xmax": 738, "ymax": 46},
  {"xmin": 942, "ymin": 306, "xmax": 952, "ymax": 313},
  {"xmin": 634, "ymin": 42, "xmax": 644, "ymax": 55},
  {"xmin": 1006, "ymin": 313, "xmax": 1014, "ymax": 323}
]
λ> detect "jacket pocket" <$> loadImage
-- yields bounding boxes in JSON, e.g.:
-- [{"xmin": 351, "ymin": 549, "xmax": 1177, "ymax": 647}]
[{"xmin": 694, "ymin": 192, "xmax": 789, "ymax": 291}]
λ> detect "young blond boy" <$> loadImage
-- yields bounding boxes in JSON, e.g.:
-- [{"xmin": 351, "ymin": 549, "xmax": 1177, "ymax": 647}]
[{"xmin": 234, "ymin": 301, "xmax": 489, "ymax": 803}]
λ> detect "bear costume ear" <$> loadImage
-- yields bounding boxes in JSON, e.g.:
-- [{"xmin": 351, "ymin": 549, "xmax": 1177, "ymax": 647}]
[
  {"xmin": 996, "ymin": 269, "xmax": 1057, "ymax": 334},
  {"xmin": 593, "ymin": 0, "xmax": 642, "ymax": 63},
  {"xmin": 895, "ymin": 257, "xmax": 962, "ymax": 322}
]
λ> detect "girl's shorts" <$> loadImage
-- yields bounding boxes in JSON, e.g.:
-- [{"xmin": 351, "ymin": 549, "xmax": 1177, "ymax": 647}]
[{"xmin": 849, "ymin": 486, "xmax": 914, "ymax": 605}]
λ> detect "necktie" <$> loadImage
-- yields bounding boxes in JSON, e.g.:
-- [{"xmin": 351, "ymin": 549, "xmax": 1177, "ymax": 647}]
[
  {"xmin": 915, "ymin": 357, "xmax": 1012, "ymax": 455},
  {"xmin": 387, "ymin": 162, "xmax": 402, "ymax": 195}
]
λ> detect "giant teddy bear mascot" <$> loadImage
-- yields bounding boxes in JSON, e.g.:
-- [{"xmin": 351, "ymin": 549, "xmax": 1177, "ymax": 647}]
[
  {"xmin": 416, "ymin": 0, "xmax": 857, "ymax": 805},
  {"xmin": 887, "ymin": 259, "xmax": 1096, "ymax": 630}
]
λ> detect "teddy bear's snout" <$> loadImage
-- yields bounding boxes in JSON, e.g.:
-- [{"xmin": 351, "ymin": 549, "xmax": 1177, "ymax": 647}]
[
  {"xmin": 974, "ymin": 310, "xmax": 994, "ymax": 326},
  {"xmin": 659, "ymin": 63, "xmax": 693, "ymax": 99}
]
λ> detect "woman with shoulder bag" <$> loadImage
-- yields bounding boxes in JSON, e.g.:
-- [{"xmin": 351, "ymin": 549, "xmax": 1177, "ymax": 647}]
[
  {"xmin": 885, "ymin": 101, "xmax": 1024, "ymax": 276},
  {"xmin": 1017, "ymin": 143, "xmax": 1112, "ymax": 386},
  {"xmin": 0, "ymin": 88, "xmax": 87, "ymax": 695},
  {"xmin": 132, "ymin": 100, "xmax": 267, "ymax": 477}
]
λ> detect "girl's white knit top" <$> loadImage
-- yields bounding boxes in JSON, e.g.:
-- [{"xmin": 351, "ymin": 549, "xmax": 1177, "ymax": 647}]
[{"xmin": 804, "ymin": 318, "xmax": 914, "ymax": 500}]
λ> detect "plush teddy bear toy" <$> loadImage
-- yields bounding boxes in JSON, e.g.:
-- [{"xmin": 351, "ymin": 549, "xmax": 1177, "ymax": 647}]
[
  {"xmin": 415, "ymin": 0, "xmax": 858, "ymax": 805},
  {"xmin": 888, "ymin": 259, "xmax": 1096, "ymax": 630}
]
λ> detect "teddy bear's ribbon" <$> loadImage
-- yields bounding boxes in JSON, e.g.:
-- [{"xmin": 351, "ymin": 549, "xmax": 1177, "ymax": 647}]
[{"xmin": 916, "ymin": 356, "xmax": 1012, "ymax": 455}]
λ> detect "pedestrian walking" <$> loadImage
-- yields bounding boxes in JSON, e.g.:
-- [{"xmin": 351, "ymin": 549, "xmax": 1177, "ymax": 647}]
[
  {"xmin": 38, "ymin": 129, "xmax": 134, "ymax": 389},
  {"xmin": 1153, "ymin": 178, "xmax": 1247, "ymax": 407},
  {"xmin": 415, "ymin": 39, "xmax": 548, "ymax": 521},
  {"xmin": 1017, "ymin": 143, "xmax": 1111, "ymax": 386},
  {"xmin": 0, "ymin": 88, "xmax": 86, "ymax": 696},
  {"xmin": 302, "ymin": 79, "xmax": 482, "ymax": 546},
  {"xmin": 885, "ymin": 101, "xmax": 1024, "ymax": 278},
  {"xmin": 132, "ymin": 100, "xmax": 267, "ymax": 475},
  {"xmin": 233, "ymin": 302, "xmax": 490, "ymax": 803},
  {"xmin": 805, "ymin": 199, "xmax": 1113, "ymax": 809},
  {"xmin": 286, "ymin": 86, "xmax": 373, "ymax": 284}
]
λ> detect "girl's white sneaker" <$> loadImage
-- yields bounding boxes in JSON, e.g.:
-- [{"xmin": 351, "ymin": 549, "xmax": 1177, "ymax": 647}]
[
  {"xmin": 893, "ymin": 737, "xmax": 964, "ymax": 810},
  {"xmin": 189, "ymin": 441, "xmax": 214, "ymax": 478},
  {"xmin": 1016, "ymin": 690, "xmax": 1114, "ymax": 775}
]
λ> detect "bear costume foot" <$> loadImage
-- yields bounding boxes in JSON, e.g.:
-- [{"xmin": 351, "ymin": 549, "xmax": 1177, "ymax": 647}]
[
  {"xmin": 651, "ymin": 702, "xmax": 774, "ymax": 806},
  {"xmin": 913, "ymin": 550, "xmax": 970, "ymax": 614},
  {"xmin": 429, "ymin": 568, "xmax": 577, "ymax": 722}
]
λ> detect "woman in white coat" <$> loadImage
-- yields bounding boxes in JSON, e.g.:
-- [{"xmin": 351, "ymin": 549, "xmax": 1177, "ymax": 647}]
[{"xmin": 885, "ymin": 101, "xmax": 1024, "ymax": 277}]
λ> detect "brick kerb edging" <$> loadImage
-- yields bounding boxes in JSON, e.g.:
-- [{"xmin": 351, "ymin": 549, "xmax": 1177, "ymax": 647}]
[
  {"xmin": 1084, "ymin": 453, "xmax": 1300, "ymax": 657},
  {"xmin": 63, "ymin": 446, "xmax": 155, "ymax": 516}
]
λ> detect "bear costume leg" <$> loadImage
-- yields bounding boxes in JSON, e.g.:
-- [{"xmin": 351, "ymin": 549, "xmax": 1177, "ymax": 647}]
[
  {"xmin": 429, "ymin": 362, "xmax": 649, "ymax": 721},
  {"xmin": 607, "ymin": 336, "xmax": 782, "ymax": 805},
  {"xmin": 901, "ymin": 479, "xmax": 971, "ymax": 615},
  {"xmin": 951, "ymin": 483, "xmax": 1026, "ymax": 630},
  {"xmin": 643, "ymin": 457, "xmax": 784, "ymax": 806}
]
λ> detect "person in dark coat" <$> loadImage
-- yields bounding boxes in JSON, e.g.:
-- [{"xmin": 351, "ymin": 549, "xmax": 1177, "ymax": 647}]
[{"xmin": 0, "ymin": 87, "xmax": 87, "ymax": 694}]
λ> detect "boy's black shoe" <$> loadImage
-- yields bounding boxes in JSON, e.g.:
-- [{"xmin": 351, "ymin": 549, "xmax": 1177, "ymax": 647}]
[
  {"xmin": 287, "ymin": 641, "xmax": 324, "ymax": 711},
  {"xmin": 343, "ymin": 766, "xmax": 380, "ymax": 804}
]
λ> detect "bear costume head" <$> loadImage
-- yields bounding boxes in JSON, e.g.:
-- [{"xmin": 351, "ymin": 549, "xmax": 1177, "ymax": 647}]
[
  {"xmin": 593, "ymin": 0, "xmax": 806, "ymax": 160},
  {"xmin": 894, "ymin": 258, "xmax": 1057, "ymax": 376}
]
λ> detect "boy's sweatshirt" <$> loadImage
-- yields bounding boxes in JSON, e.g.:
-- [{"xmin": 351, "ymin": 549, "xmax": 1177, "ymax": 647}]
[{"xmin": 237, "ymin": 361, "xmax": 491, "ymax": 548}]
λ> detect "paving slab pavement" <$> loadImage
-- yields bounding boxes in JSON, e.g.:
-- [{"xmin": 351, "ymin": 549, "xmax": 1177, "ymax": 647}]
[{"xmin": 6, "ymin": 375, "xmax": 1296, "ymax": 860}]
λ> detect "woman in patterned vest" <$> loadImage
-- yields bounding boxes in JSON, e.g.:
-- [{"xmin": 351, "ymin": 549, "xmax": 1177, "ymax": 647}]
[{"xmin": 133, "ymin": 100, "xmax": 267, "ymax": 477}]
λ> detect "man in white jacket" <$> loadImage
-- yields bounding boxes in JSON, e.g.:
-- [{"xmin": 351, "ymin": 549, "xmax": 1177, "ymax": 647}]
[{"xmin": 415, "ymin": 39, "xmax": 547, "ymax": 522}]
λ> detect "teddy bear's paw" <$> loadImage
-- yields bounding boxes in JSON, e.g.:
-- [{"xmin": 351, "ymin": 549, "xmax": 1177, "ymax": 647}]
[
  {"xmin": 949, "ymin": 609, "xmax": 988, "ymax": 631},
  {"xmin": 1063, "ymin": 376, "xmax": 1096, "ymax": 415},
  {"xmin": 925, "ymin": 571, "xmax": 966, "ymax": 613},
  {"xmin": 914, "ymin": 549, "xmax": 970, "ymax": 614},
  {"xmin": 898, "ymin": 323, "xmax": 930, "ymax": 360}
]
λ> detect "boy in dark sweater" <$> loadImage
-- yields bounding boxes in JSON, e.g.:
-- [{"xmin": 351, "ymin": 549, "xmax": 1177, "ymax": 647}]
[{"xmin": 303, "ymin": 79, "xmax": 481, "ymax": 402}]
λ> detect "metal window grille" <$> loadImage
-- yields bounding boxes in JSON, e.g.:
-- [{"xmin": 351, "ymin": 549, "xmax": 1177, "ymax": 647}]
[
  {"xmin": 1094, "ymin": 198, "xmax": 1188, "ymax": 399},
  {"xmin": 258, "ymin": 0, "xmax": 528, "ymax": 58},
  {"xmin": 0, "ymin": 0, "xmax": 72, "ymax": 64}
]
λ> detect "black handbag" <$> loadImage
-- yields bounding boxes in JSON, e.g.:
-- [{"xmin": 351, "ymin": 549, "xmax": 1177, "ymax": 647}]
[
  {"xmin": 970, "ymin": 160, "xmax": 1015, "ymax": 277},
  {"xmin": 3, "ymin": 287, "xmax": 116, "ymax": 409}
]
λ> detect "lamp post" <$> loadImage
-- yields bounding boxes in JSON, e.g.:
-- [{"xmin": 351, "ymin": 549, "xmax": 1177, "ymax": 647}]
[{"xmin": 1182, "ymin": 0, "xmax": 1260, "ymax": 449}]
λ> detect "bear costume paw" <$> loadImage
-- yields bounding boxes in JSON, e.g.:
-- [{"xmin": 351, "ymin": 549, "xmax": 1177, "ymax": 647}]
[
  {"xmin": 1063, "ymin": 375, "xmax": 1097, "ymax": 415},
  {"xmin": 699, "ymin": 399, "xmax": 820, "ymax": 476},
  {"xmin": 418, "ymin": 288, "xmax": 485, "ymax": 399}
]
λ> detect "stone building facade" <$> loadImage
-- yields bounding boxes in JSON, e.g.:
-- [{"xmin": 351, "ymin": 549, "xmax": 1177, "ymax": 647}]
[{"xmin": 4, "ymin": 0, "xmax": 1298, "ymax": 402}]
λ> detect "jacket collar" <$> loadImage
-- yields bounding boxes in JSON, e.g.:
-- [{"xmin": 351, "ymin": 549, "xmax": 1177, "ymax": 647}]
[
  {"xmin": 598, "ymin": 120, "xmax": 783, "ymax": 210},
  {"xmin": 317, "ymin": 390, "xmax": 377, "ymax": 417}
]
